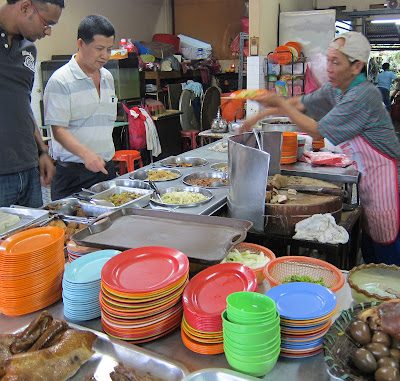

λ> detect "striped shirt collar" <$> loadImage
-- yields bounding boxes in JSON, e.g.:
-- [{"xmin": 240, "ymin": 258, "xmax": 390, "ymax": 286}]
[
  {"xmin": 69, "ymin": 54, "xmax": 106, "ymax": 81},
  {"xmin": 347, "ymin": 73, "xmax": 367, "ymax": 91}
]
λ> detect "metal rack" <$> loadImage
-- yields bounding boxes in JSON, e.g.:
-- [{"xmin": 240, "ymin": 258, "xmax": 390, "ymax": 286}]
[
  {"xmin": 238, "ymin": 32, "xmax": 249, "ymax": 90},
  {"xmin": 265, "ymin": 50, "xmax": 306, "ymax": 96}
]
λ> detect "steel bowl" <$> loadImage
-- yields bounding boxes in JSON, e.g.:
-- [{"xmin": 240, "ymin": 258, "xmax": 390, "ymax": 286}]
[
  {"xmin": 129, "ymin": 168, "xmax": 182, "ymax": 182},
  {"xmin": 159, "ymin": 156, "xmax": 208, "ymax": 168},
  {"xmin": 90, "ymin": 179, "xmax": 151, "ymax": 193},
  {"xmin": 183, "ymin": 172, "xmax": 228, "ymax": 188},
  {"xmin": 150, "ymin": 186, "xmax": 213, "ymax": 208},
  {"xmin": 261, "ymin": 117, "xmax": 299, "ymax": 133},
  {"xmin": 210, "ymin": 162, "xmax": 228, "ymax": 171}
]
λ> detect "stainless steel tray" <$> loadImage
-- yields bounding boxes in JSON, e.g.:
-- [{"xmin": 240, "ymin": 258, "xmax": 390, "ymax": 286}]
[
  {"xmin": 129, "ymin": 168, "xmax": 182, "ymax": 181},
  {"xmin": 150, "ymin": 186, "xmax": 213, "ymax": 208},
  {"xmin": 210, "ymin": 162, "xmax": 228, "ymax": 171},
  {"xmin": 72, "ymin": 208, "xmax": 252, "ymax": 264},
  {"xmin": 90, "ymin": 186, "xmax": 153, "ymax": 210},
  {"xmin": 43, "ymin": 198, "xmax": 106, "ymax": 218},
  {"xmin": 182, "ymin": 172, "xmax": 228, "ymax": 188},
  {"xmin": 11, "ymin": 322, "xmax": 189, "ymax": 381},
  {"xmin": 90, "ymin": 179, "xmax": 151, "ymax": 193},
  {"xmin": 159, "ymin": 156, "xmax": 208, "ymax": 167},
  {"xmin": 184, "ymin": 368, "xmax": 259, "ymax": 381},
  {"xmin": 0, "ymin": 207, "xmax": 49, "ymax": 239}
]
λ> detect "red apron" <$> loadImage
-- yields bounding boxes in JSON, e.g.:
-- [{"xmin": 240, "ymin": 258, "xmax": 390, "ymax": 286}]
[{"xmin": 340, "ymin": 136, "xmax": 399, "ymax": 244}]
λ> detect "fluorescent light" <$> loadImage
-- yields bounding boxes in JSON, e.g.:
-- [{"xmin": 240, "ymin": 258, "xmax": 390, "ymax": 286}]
[{"xmin": 371, "ymin": 19, "xmax": 400, "ymax": 23}]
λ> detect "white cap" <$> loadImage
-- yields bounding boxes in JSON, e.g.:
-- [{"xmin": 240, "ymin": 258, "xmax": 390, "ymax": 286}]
[{"xmin": 328, "ymin": 31, "xmax": 371, "ymax": 63}]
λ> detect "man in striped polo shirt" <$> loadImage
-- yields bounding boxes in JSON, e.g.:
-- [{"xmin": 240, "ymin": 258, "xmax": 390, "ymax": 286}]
[
  {"xmin": 242, "ymin": 32, "xmax": 400, "ymax": 266},
  {"xmin": 44, "ymin": 14, "xmax": 117, "ymax": 200}
]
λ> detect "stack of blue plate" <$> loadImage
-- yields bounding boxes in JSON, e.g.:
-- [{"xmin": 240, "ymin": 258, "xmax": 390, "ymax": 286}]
[
  {"xmin": 62, "ymin": 249, "xmax": 121, "ymax": 321},
  {"xmin": 266, "ymin": 282, "xmax": 338, "ymax": 358}
]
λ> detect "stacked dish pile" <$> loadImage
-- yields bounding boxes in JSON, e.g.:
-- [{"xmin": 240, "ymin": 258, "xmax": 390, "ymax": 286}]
[
  {"xmin": 281, "ymin": 132, "xmax": 298, "ymax": 164},
  {"xmin": 62, "ymin": 249, "xmax": 121, "ymax": 321},
  {"xmin": 266, "ymin": 282, "xmax": 338, "ymax": 358},
  {"xmin": 100, "ymin": 246, "xmax": 189, "ymax": 343},
  {"xmin": 67, "ymin": 240, "xmax": 98, "ymax": 262},
  {"xmin": 222, "ymin": 292, "xmax": 281, "ymax": 377},
  {"xmin": 0, "ymin": 227, "xmax": 65, "ymax": 316},
  {"xmin": 181, "ymin": 263, "xmax": 258, "ymax": 355}
]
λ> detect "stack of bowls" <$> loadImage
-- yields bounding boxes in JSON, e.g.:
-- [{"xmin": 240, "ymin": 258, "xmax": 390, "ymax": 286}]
[
  {"xmin": 281, "ymin": 132, "xmax": 298, "ymax": 164},
  {"xmin": 222, "ymin": 291, "xmax": 281, "ymax": 377}
]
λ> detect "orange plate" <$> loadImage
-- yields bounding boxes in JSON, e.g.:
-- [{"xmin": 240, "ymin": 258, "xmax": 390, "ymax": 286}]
[
  {"xmin": 181, "ymin": 325, "xmax": 224, "ymax": 355},
  {"xmin": 285, "ymin": 41, "xmax": 301, "ymax": 56},
  {"xmin": 230, "ymin": 89, "xmax": 268, "ymax": 99},
  {"xmin": 274, "ymin": 46, "xmax": 293, "ymax": 65}
]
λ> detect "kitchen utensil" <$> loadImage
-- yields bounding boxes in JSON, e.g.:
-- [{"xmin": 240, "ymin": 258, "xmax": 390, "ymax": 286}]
[
  {"xmin": 159, "ymin": 157, "xmax": 208, "ymax": 168},
  {"xmin": 183, "ymin": 172, "xmax": 227, "ymax": 188},
  {"xmin": 81, "ymin": 188, "xmax": 96, "ymax": 195},
  {"xmin": 228, "ymin": 108, "xmax": 246, "ymax": 134},
  {"xmin": 148, "ymin": 180, "xmax": 163, "ymax": 202},
  {"xmin": 210, "ymin": 108, "xmax": 229, "ymax": 133},
  {"xmin": 72, "ymin": 193, "xmax": 114, "ymax": 208},
  {"xmin": 253, "ymin": 128, "xmax": 262, "ymax": 150},
  {"xmin": 90, "ymin": 179, "xmax": 151, "ymax": 193},
  {"xmin": 279, "ymin": 185, "xmax": 343, "ymax": 196},
  {"xmin": 150, "ymin": 186, "xmax": 213, "ymax": 208}
]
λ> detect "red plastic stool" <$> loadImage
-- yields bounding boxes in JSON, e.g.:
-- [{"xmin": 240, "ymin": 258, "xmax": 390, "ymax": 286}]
[
  {"xmin": 112, "ymin": 150, "xmax": 143, "ymax": 175},
  {"xmin": 181, "ymin": 130, "xmax": 200, "ymax": 152}
]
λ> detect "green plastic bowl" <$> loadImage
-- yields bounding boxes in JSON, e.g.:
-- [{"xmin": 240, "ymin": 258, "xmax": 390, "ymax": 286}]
[
  {"xmin": 226, "ymin": 292, "xmax": 277, "ymax": 317},
  {"xmin": 224, "ymin": 335, "xmax": 281, "ymax": 357},
  {"xmin": 227, "ymin": 308, "xmax": 277, "ymax": 324},
  {"xmin": 225, "ymin": 346, "xmax": 280, "ymax": 377},
  {"xmin": 223, "ymin": 332, "xmax": 281, "ymax": 353},
  {"xmin": 222, "ymin": 322, "xmax": 280, "ymax": 345},
  {"xmin": 222, "ymin": 310, "xmax": 280, "ymax": 334}
]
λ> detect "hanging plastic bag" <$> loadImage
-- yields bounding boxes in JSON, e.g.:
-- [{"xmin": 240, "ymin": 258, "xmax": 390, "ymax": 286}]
[
  {"xmin": 122, "ymin": 104, "xmax": 147, "ymax": 150},
  {"xmin": 304, "ymin": 64, "xmax": 319, "ymax": 94}
]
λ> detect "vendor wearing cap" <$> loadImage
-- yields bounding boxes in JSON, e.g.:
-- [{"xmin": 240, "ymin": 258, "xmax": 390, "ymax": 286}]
[{"xmin": 241, "ymin": 32, "xmax": 400, "ymax": 266}]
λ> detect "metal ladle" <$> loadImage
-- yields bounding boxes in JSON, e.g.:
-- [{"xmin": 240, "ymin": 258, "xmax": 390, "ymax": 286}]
[
  {"xmin": 253, "ymin": 128, "xmax": 262, "ymax": 150},
  {"xmin": 148, "ymin": 180, "xmax": 163, "ymax": 202}
]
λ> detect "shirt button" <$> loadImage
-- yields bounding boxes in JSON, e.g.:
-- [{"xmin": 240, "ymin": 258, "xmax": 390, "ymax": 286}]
[
  {"xmin": 1, "ymin": 33, "xmax": 5, "ymax": 38},
  {"xmin": 4, "ymin": 43, "xmax": 8, "ymax": 48}
]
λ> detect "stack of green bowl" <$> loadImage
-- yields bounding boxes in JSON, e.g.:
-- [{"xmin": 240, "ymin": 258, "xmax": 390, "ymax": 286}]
[{"xmin": 222, "ymin": 291, "xmax": 281, "ymax": 377}]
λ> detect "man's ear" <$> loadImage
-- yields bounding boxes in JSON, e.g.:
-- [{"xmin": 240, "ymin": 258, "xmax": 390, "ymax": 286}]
[
  {"xmin": 77, "ymin": 38, "xmax": 84, "ymax": 50},
  {"xmin": 353, "ymin": 60, "xmax": 364, "ymax": 75},
  {"xmin": 20, "ymin": 0, "xmax": 32, "ymax": 16}
]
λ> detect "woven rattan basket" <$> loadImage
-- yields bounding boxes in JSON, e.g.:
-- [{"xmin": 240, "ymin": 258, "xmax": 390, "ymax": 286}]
[{"xmin": 323, "ymin": 302, "xmax": 379, "ymax": 381}]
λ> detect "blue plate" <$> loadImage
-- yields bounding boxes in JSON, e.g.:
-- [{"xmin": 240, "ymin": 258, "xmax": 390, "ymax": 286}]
[
  {"xmin": 265, "ymin": 282, "xmax": 337, "ymax": 320},
  {"xmin": 63, "ymin": 249, "xmax": 121, "ymax": 284}
]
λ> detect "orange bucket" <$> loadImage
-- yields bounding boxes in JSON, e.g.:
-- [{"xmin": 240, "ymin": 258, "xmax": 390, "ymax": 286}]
[{"xmin": 220, "ymin": 93, "xmax": 245, "ymax": 122}]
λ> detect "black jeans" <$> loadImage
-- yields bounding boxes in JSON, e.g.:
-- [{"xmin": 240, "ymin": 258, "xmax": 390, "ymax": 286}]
[{"xmin": 51, "ymin": 160, "xmax": 116, "ymax": 201}]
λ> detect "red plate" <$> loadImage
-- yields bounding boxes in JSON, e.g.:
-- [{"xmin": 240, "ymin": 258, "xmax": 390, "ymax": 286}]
[
  {"xmin": 183, "ymin": 263, "xmax": 257, "ymax": 318},
  {"xmin": 101, "ymin": 247, "xmax": 189, "ymax": 294}
]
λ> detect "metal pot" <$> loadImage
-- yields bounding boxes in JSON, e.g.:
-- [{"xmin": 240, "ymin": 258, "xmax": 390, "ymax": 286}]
[
  {"xmin": 211, "ymin": 108, "xmax": 229, "ymax": 133},
  {"xmin": 228, "ymin": 108, "xmax": 246, "ymax": 134},
  {"xmin": 260, "ymin": 116, "xmax": 299, "ymax": 133}
]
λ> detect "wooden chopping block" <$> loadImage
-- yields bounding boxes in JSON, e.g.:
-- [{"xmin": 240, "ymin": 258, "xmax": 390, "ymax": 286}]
[{"xmin": 264, "ymin": 191, "xmax": 343, "ymax": 237}]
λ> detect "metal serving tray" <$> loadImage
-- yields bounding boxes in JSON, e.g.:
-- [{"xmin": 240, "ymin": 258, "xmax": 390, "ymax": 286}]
[
  {"xmin": 0, "ymin": 207, "xmax": 49, "ymax": 239},
  {"xmin": 90, "ymin": 179, "xmax": 151, "ymax": 193},
  {"xmin": 130, "ymin": 168, "xmax": 182, "ymax": 182},
  {"xmin": 11, "ymin": 322, "xmax": 189, "ymax": 381},
  {"xmin": 90, "ymin": 186, "xmax": 153, "ymax": 210},
  {"xmin": 43, "ymin": 198, "xmax": 105, "ymax": 218},
  {"xmin": 150, "ymin": 186, "xmax": 213, "ymax": 208},
  {"xmin": 182, "ymin": 172, "xmax": 228, "ymax": 188},
  {"xmin": 72, "ymin": 208, "xmax": 252, "ymax": 264},
  {"xmin": 184, "ymin": 368, "xmax": 258, "ymax": 381},
  {"xmin": 210, "ymin": 162, "xmax": 228, "ymax": 171},
  {"xmin": 159, "ymin": 156, "xmax": 208, "ymax": 168}
]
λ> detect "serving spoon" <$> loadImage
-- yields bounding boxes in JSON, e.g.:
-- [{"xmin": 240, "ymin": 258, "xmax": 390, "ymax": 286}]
[{"xmin": 72, "ymin": 193, "xmax": 114, "ymax": 207}]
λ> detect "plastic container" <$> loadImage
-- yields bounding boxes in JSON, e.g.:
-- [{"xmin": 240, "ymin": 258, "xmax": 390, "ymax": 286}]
[
  {"xmin": 226, "ymin": 292, "xmax": 277, "ymax": 317},
  {"xmin": 221, "ymin": 310, "xmax": 280, "ymax": 334},
  {"xmin": 126, "ymin": 38, "xmax": 134, "ymax": 53},
  {"xmin": 152, "ymin": 33, "xmax": 180, "ymax": 52},
  {"xmin": 178, "ymin": 34, "xmax": 212, "ymax": 60},
  {"xmin": 220, "ymin": 93, "xmax": 245, "ymax": 122},
  {"xmin": 119, "ymin": 38, "xmax": 126, "ymax": 50}
]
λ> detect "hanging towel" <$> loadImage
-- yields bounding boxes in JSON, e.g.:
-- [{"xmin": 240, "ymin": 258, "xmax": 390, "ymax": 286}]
[
  {"xmin": 184, "ymin": 81, "xmax": 204, "ymax": 98},
  {"xmin": 139, "ymin": 107, "xmax": 162, "ymax": 157}
]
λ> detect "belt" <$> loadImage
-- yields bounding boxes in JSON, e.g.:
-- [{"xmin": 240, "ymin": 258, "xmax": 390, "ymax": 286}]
[{"xmin": 55, "ymin": 161, "xmax": 85, "ymax": 168}]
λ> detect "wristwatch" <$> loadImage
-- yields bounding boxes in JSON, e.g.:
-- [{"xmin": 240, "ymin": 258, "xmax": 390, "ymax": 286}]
[{"xmin": 38, "ymin": 147, "xmax": 49, "ymax": 157}]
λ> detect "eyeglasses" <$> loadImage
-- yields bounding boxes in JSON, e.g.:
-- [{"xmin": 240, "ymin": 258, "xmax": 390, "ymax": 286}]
[{"xmin": 30, "ymin": 0, "xmax": 56, "ymax": 29}]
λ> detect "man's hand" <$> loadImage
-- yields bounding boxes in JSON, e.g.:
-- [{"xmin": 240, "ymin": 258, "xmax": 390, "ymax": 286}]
[
  {"xmin": 39, "ymin": 154, "xmax": 55, "ymax": 185},
  {"xmin": 82, "ymin": 151, "xmax": 108, "ymax": 174}
]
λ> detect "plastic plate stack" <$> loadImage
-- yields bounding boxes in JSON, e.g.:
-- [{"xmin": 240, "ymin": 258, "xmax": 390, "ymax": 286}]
[
  {"xmin": 66, "ymin": 240, "xmax": 99, "ymax": 262},
  {"xmin": 62, "ymin": 249, "xmax": 121, "ymax": 321},
  {"xmin": 181, "ymin": 263, "xmax": 258, "ymax": 355},
  {"xmin": 0, "ymin": 227, "xmax": 65, "ymax": 316},
  {"xmin": 100, "ymin": 246, "xmax": 189, "ymax": 343},
  {"xmin": 266, "ymin": 282, "xmax": 338, "ymax": 358}
]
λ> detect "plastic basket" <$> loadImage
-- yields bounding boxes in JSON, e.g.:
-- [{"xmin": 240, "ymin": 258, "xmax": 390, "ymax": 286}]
[{"xmin": 263, "ymin": 256, "xmax": 345, "ymax": 292}]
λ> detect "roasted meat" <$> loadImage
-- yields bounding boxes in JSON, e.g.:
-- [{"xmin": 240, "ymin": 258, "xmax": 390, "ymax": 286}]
[
  {"xmin": 110, "ymin": 363, "xmax": 163, "ymax": 381},
  {"xmin": 358, "ymin": 299, "xmax": 400, "ymax": 339}
]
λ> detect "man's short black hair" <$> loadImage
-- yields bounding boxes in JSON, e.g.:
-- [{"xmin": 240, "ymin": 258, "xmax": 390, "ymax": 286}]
[
  {"xmin": 382, "ymin": 62, "xmax": 390, "ymax": 70},
  {"xmin": 77, "ymin": 15, "xmax": 115, "ymax": 44},
  {"xmin": 7, "ymin": 0, "xmax": 65, "ymax": 8}
]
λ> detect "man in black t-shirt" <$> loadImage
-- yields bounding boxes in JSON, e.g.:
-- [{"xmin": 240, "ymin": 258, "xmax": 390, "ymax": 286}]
[{"xmin": 0, "ymin": 0, "xmax": 64, "ymax": 207}]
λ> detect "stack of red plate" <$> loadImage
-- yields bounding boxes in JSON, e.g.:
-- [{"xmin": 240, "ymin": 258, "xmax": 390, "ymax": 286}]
[
  {"xmin": 0, "ymin": 227, "xmax": 65, "ymax": 316},
  {"xmin": 100, "ymin": 246, "xmax": 189, "ymax": 343},
  {"xmin": 67, "ymin": 240, "xmax": 98, "ymax": 262},
  {"xmin": 182, "ymin": 263, "xmax": 258, "ymax": 354}
]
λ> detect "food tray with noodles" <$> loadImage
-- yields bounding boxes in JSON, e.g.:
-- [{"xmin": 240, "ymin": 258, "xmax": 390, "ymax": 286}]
[
  {"xmin": 90, "ymin": 179, "xmax": 151, "ymax": 193},
  {"xmin": 323, "ymin": 302, "xmax": 380, "ymax": 381},
  {"xmin": 0, "ymin": 207, "xmax": 49, "ymax": 239},
  {"xmin": 130, "ymin": 168, "xmax": 182, "ymax": 182},
  {"xmin": 11, "ymin": 322, "xmax": 189, "ymax": 381},
  {"xmin": 72, "ymin": 207, "xmax": 253, "ymax": 264},
  {"xmin": 183, "ymin": 172, "xmax": 228, "ymax": 188},
  {"xmin": 159, "ymin": 156, "xmax": 208, "ymax": 168},
  {"xmin": 210, "ymin": 162, "xmax": 228, "ymax": 171},
  {"xmin": 150, "ymin": 186, "xmax": 213, "ymax": 207}
]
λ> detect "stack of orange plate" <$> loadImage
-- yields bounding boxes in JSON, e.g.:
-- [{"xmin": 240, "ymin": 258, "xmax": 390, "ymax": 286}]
[
  {"xmin": 181, "ymin": 263, "xmax": 258, "ymax": 354},
  {"xmin": 281, "ymin": 132, "xmax": 298, "ymax": 164},
  {"xmin": 312, "ymin": 139, "xmax": 325, "ymax": 151},
  {"xmin": 0, "ymin": 227, "xmax": 65, "ymax": 316},
  {"xmin": 100, "ymin": 246, "xmax": 189, "ymax": 343}
]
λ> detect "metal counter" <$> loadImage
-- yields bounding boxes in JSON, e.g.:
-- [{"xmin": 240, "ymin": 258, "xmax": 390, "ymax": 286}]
[{"xmin": 0, "ymin": 274, "xmax": 353, "ymax": 381}]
